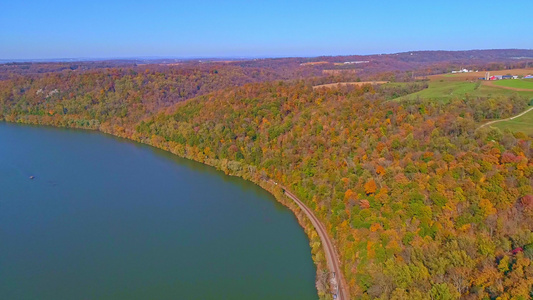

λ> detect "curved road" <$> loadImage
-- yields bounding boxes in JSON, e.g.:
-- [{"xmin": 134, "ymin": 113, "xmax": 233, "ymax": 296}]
[
  {"xmin": 270, "ymin": 180, "xmax": 350, "ymax": 300},
  {"xmin": 476, "ymin": 106, "xmax": 533, "ymax": 131}
]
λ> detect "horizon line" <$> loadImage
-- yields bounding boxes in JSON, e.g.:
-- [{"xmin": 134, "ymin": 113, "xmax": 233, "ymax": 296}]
[{"xmin": 1, "ymin": 48, "xmax": 532, "ymax": 64}]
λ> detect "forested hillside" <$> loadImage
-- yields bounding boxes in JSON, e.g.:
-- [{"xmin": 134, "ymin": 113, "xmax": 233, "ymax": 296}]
[
  {"xmin": 1, "ymin": 61, "xmax": 533, "ymax": 299},
  {"xmin": 137, "ymin": 83, "xmax": 533, "ymax": 299},
  {"xmin": 0, "ymin": 64, "xmax": 321, "ymax": 124}
]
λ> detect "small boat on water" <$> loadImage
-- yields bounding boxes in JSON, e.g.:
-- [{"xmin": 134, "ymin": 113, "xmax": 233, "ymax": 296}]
[{"xmin": 29, "ymin": 176, "xmax": 35, "ymax": 179}]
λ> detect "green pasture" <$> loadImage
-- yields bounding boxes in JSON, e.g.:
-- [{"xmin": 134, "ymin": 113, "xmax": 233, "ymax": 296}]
[
  {"xmin": 394, "ymin": 80, "xmax": 533, "ymax": 102},
  {"xmin": 492, "ymin": 79, "xmax": 533, "ymax": 89},
  {"xmin": 493, "ymin": 108, "xmax": 533, "ymax": 135}
]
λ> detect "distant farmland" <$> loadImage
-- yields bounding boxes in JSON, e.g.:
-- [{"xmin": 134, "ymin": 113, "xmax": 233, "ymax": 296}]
[
  {"xmin": 396, "ymin": 68, "xmax": 533, "ymax": 102},
  {"xmin": 424, "ymin": 68, "xmax": 533, "ymax": 82},
  {"xmin": 312, "ymin": 81, "xmax": 387, "ymax": 89}
]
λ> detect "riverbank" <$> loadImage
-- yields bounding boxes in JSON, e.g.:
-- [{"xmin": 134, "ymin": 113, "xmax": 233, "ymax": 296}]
[{"xmin": 1, "ymin": 117, "xmax": 339, "ymax": 299}]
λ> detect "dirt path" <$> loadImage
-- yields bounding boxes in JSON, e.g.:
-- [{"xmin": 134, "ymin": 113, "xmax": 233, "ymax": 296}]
[
  {"xmin": 476, "ymin": 106, "xmax": 533, "ymax": 131},
  {"xmin": 482, "ymin": 81, "xmax": 533, "ymax": 92},
  {"xmin": 270, "ymin": 180, "xmax": 350, "ymax": 300}
]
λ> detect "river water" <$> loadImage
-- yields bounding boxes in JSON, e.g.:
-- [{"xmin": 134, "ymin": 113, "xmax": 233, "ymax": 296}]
[{"xmin": 0, "ymin": 123, "xmax": 316, "ymax": 299}]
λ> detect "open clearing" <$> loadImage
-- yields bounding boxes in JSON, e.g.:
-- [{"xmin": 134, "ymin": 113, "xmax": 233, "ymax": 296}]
[
  {"xmin": 492, "ymin": 108, "xmax": 533, "ymax": 135},
  {"xmin": 313, "ymin": 81, "xmax": 387, "ymax": 89},
  {"xmin": 300, "ymin": 61, "xmax": 330, "ymax": 66}
]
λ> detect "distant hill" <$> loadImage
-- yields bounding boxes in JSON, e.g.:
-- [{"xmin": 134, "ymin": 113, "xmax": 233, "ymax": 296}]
[
  {"xmin": 2, "ymin": 49, "xmax": 532, "ymax": 76},
  {"xmin": 244, "ymin": 50, "xmax": 533, "ymax": 80}
]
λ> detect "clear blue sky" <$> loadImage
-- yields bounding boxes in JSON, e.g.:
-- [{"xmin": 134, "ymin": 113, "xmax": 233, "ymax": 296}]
[{"xmin": 1, "ymin": 0, "xmax": 531, "ymax": 59}]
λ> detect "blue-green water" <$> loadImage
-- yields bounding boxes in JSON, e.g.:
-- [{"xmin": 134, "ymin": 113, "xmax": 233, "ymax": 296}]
[{"xmin": 0, "ymin": 123, "xmax": 316, "ymax": 299}]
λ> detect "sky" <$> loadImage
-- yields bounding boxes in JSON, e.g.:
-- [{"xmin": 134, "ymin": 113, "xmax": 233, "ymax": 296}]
[{"xmin": 1, "ymin": 0, "xmax": 532, "ymax": 60}]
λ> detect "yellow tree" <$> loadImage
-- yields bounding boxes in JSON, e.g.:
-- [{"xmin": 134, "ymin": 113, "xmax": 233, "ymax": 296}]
[{"xmin": 365, "ymin": 179, "xmax": 377, "ymax": 195}]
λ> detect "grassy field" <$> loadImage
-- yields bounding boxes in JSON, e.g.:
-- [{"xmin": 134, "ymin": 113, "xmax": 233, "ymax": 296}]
[
  {"xmin": 395, "ymin": 69, "xmax": 533, "ymax": 102},
  {"xmin": 396, "ymin": 80, "xmax": 478, "ymax": 101},
  {"xmin": 493, "ymin": 108, "xmax": 533, "ymax": 135},
  {"xmin": 394, "ymin": 80, "xmax": 533, "ymax": 102},
  {"xmin": 492, "ymin": 79, "xmax": 533, "ymax": 89}
]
